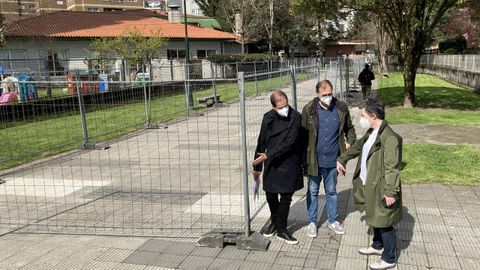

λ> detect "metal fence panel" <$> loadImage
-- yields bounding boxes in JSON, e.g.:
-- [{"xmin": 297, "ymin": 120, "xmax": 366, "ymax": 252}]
[{"xmin": 0, "ymin": 57, "xmax": 354, "ymax": 238}]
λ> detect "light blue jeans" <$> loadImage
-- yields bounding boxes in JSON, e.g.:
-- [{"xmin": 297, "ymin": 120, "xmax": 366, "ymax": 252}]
[{"xmin": 306, "ymin": 167, "xmax": 339, "ymax": 224}]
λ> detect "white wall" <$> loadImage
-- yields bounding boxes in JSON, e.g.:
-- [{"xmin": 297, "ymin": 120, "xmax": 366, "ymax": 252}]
[{"xmin": 1, "ymin": 38, "xmax": 240, "ymax": 80}]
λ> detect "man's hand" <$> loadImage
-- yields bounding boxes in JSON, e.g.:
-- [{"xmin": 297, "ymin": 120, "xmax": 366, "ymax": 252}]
[
  {"xmin": 336, "ymin": 161, "xmax": 346, "ymax": 176},
  {"xmin": 252, "ymin": 153, "xmax": 267, "ymax": 166},
  {"xmin": 252, "ymin": 171, "xmax": 261, "ymax": 180},
  {"xmin": 346, "ymin": 143, "xmax": 351, "ymax": 150},
  {"xmin": 384, "ymin": 195, "xmax": 396, "ymax": 207}
]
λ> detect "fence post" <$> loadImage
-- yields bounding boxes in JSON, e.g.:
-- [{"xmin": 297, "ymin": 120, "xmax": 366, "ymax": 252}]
[
  {"xmin": 254, "ymin": 61, "xmax": 258, "ymax": 95},
  {"xmin": 211, "ymin": 61, "xmax": 219, "ymax": 105},
  {"xmin": 268, "ymin": 60, "xmax": 272, "ymax": 91},
  {"xmin": 238, "ymin": 71, "xmax": 251, "ymax": 237},
  {"xmin": 75, "ymin": 70, "xmax": 91, "ymax": 149},
  {"xmin": 185, "ymin": 62, "xmax": 194, "ymax": 113},
  {"xmin": 345, "ymin": 57, "xmax": 350, "ymax": 98},
  {"xmin": 290, "ymin": 66, "xmax": 297, "ymax": 110},
  {"xmin": 142, "ymin": 64, "xmax": 150, "ymax": 127},
  {"xmin": 339, "ymin": 62, "xmax": 344, "ymax": 101}
]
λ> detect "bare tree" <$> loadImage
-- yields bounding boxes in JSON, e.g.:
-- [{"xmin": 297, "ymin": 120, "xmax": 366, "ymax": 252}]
[
  {"xmin": 0, "ymin": 14, "xmax": 6, "ymax": 47},
  {"xmin": 355, "ymin": 16, "xmax": 392, "ymax": 75}
]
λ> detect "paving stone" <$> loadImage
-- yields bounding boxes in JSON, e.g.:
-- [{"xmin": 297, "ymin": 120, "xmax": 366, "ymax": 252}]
[
  {"xmin": 396, "ymin": 264, "xmax": 420, "ymax": 270},
  {"xmin": 397, "ymin": 252, "xmax": 428, "ymax": 267},
  {"xmin": 427, "ymin": 254, "xmax": 461, "ymax": 270},
  {"xmin": 337, "ymin": 244, "xmax": 362, "ymax": 258},
  {"xmin": 81, "ymin": 261, "xmax": 119, "ymax": 269},
  {"xmin": 315, "ymin": 255, "xmax": 337, "ymax": 269},
  {"xmin": 458, "ymin": 257, "xmax": 480, "ymax": 269},
  {"xmin": 238, "ymin": 261, "xmax": 272, "ymax": 270},
  {"xmin": 122, "ymin": 250, "xmax": 160, "ymax": 266},
  {"xmin": 424, "ymin": 242, "xmax": 455, "ymax": 256},
  {"xmin": 190, "ymin": 247, "xmax": 223, "ymax": 257},
  {"xmin": 114, "ymin": 263, "xmax": 147, "ymax": 270},
  {"xmin": 244, "ymin": 250, "xmax": 278, "ymax": 263},
  {"xmin": 217, "ymin": 246, "xmax": 250, "ymax": 260},
  {"xmin": 178, "ymin": 255, "xmax": 215, "ymax": 270},
  {"xmin": 95, "ymin": 248, "xmax": 134, "ymax": 263},
  {"xmin": 274, "ymin": 251, "xmax": 307, "ymax": 267},
  {"xmin": 335, "ymin": 257, "xmax": 366, "ymax": 270},
  {"xmin": 269, "ymin": 264, "xmax": 291, "ymax": 270},
  {"xmin": 136, "ymin": 240, "xmax": 172, "ymax": 253},
  {"xmin": 207, "ymin": 258, "xmax": 243, "ymax": 270},
  {"xmin": 149, "ymin": 253, "xmax": 187, "ymax": 268}
]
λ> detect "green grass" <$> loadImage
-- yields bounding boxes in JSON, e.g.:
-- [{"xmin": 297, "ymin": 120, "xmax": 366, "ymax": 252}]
[
  {"xmin": 379, "ymin": 73, "xmax": 480, "ymax": 125},
  {"xmin": 402, "ymin": 144, "xmax": 480, "ymax": 185},
  {"xmin": 0, "ymin": 71, "xmax": 311, "ymax": 170}
]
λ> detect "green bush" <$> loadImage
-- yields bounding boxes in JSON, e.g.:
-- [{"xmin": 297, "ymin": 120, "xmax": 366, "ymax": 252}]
[
  {"xmin": 443, "ymin": 48, "xmax": 457, "ymax": 54},
  {"xmin": 208, "ymin": 53, "xmax": 278, "ymax": 63},
  {"xmin": 439, "ymin": 36, "xmax": 467, "ymax": 54}
]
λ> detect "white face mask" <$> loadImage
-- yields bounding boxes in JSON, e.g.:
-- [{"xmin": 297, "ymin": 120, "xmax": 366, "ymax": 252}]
[
  {"xmin": 277, "ymin": 106, "xmax": 289, "ymax": 117},
  {"xmin": 320, "ymin": 96, "xmax": 333, "ymax": 106},
  {"xmin": 359, "ymin": 116, "xmax": 371, "ymax": 129}
]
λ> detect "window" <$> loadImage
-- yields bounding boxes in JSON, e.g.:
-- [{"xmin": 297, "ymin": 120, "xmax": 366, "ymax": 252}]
[
  {"xmin": 87, "ymin": 7, "xmax": 99, "ymax": 12},
  {"xmin": 196, "ymin": 50, "xmax": 206, "ymax": 59},
  {"xmin": 104, "ymin": 8, "xmax": 123, "ymax": 11},
  {"xmin": 56, "ymin": 0, "xmax": 64, "ymax": 4},
  {"xmin": 127, "ymin": 0, "xmax": 137, "ymax": 2},
  {"xmin": 39, "ymin": 50, "xmax": 69, "ymax": 76},
  {"xmin": 167, "ymin": 49, "xmax": 186, "ymax": 60},
  {"xmin": 0, "ymin": 50, "xmax": 27, "ymax": 70},
  {"xmin": 207, "ymin": 50, "xmax": 216, "ymax": 57},
  {"xmin": 196, "ymin": 50, "xmax": 216, "ymax": 59}
]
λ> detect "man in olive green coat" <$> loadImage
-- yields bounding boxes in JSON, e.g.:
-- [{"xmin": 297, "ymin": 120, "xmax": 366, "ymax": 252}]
[{"xmin": 337, "ymin": 98, "xmax": 402, "ymax": 270}]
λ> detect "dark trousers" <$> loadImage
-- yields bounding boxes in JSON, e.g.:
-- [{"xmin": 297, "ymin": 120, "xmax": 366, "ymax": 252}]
[
  {"xmin": 265, "ymin": 192, "xmax": 294, "ymax": 232},
  {"xmin": 371, "ymin": 226, "xmax": 396, "ymax": 263}
]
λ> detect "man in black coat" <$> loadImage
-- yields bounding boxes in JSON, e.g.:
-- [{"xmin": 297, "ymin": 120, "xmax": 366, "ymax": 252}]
[
  {"xmin": 358, "ymin": 63, "xmax": 376, "ymax": 100},
  {"xmin": 252, "ymin": 90, "xmax": 304, "ymax": 245}
]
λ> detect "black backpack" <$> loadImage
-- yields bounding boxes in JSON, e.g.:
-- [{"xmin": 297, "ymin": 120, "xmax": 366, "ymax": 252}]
[{"xmin": 358, "ymin": 70, "xmax": 370, "ymax": 84}]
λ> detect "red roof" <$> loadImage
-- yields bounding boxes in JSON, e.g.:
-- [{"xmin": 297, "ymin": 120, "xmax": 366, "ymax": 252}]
[{"xmin": 6, "ymin": 11, "xmax": 236, "ymax": 40}]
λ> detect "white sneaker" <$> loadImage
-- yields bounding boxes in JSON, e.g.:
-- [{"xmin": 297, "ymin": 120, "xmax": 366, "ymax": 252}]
[
  {"xmin": 358, "ymin": 246, "xmax": 384, "ymax": 256},
  {"xmin": 328, "ymin": 221, "xmax": 345, "ymax": 235},
  {"xmin": 306, "ymin": 222, "xmax": 317, "ymax": 238},
  {"xmin": 369, "ymin": 259, "xmax": 396, "ymax": 270}
]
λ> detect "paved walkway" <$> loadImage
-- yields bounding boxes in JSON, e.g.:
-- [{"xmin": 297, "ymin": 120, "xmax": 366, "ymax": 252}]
[{"xmin": 1, "ymin": 75, "xmax": 479, "ymax": 269}]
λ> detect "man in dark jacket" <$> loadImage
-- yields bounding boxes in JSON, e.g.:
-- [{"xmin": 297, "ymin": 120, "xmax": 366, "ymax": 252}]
[
  {"xmin": 252, "ymin": 90, "xmax": 304, "ymax": 245},
  {"xmin": 358, "ymin": 63, "xmax": 375, "ymax": 100},
  {"xmin": 337, "ymin": 98, "xmax": 402, "ymax": 270},
  {"xmin": 301, "ymin": 80, "xmax": 356, "ymax": 238}
]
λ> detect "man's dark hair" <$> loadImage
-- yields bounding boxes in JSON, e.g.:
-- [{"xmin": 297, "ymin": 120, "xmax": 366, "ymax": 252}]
[
  {"xmin": 315, "ymin": 80, "xmax": 333, "ymax": 93},
  {"xmin": 361, "ymin": 98, "xmax": 385, "ymax": 120},
  {"xmin": 270, "ymin": 90, "xmax": 288, "ymax": 107}
]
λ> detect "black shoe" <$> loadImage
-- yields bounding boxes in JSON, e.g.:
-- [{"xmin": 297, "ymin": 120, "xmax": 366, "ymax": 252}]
[
  {"xmin": 262, "ymin": 223, "xmax": 276, "ymax": 237},
  {"xmin": 276, "ymin": 230, "xmax": 298, "ymax": 245}
]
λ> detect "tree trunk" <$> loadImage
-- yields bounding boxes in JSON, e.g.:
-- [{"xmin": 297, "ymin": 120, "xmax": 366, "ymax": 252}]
[{"xmin": 402, "ymin": 66, "xmax": 416, "ymax": 108}]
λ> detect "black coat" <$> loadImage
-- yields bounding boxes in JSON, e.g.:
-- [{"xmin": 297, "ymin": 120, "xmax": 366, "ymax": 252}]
[{"xmin": 253, "ymin": 106, "xmax": 304, "ymax": 193}]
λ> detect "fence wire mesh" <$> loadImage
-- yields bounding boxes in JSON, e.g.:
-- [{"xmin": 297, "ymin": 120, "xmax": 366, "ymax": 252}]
[{"xmin": 0, "ymin": 57, "xmax": 356, "ymax": 238}]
